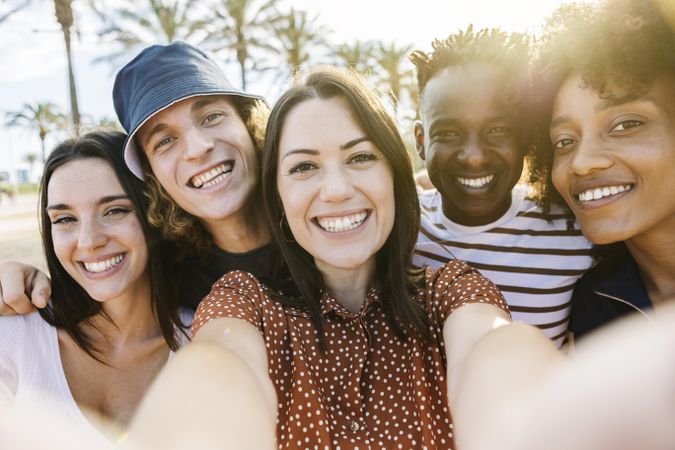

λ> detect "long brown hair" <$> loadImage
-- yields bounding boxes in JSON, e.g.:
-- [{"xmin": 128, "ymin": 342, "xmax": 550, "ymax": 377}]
[
  {"xmin": 262, "ymin": 67, "xmax": 427, "ymax": 347},
  {"xmin": 39, "ymin": 131, "xmax": 187, "ymax": 362}
]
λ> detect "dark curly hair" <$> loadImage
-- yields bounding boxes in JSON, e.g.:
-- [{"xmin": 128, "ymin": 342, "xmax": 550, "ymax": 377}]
[
  {"xmin": 409, "ymin": 26, "xmax": 538, "ymax": 190},
  {"xmin": 530, "ymin": 0, "xmax": 675, "ymax": 214}
]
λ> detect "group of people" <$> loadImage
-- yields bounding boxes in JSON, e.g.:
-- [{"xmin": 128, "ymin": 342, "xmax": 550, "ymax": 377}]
[{"xmin": 1, "ymin": 0, "xmax": 674, "ymax": 448}]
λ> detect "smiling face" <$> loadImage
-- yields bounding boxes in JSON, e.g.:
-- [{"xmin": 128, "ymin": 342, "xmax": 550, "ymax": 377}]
[
  {"xmin": 276, "ymin": 96, "xmax": 395, "ymax": 276},
  {"xmin": 136, "ymin": 95, "xmax": 259, "ymax": 229},
  {"xmin": 550, "ymin": 75, "xmax": 675, "ymax": 244},
  {"xmin": 47, "ymin": 158, "xmax": 149, "ymax": 303},
  {"xmin": 416, "ymin": 63, "xmax": 524, "ymax": 226}
]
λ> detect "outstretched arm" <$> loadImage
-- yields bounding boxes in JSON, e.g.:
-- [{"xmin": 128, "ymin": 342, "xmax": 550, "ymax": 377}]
[
  {"xmin": 446, "ymin": 302, "xmax": 675, "ymax": 450},
  {"xmin": 0, "ymin": 260, "xmax": 50, "ymax": 315},
  {"xmin": 128, "ymin": 318, "xmax": 277, "ymax": 450}
]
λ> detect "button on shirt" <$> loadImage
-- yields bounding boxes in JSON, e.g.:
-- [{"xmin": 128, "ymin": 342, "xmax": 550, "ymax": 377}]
[{"xmin": 192, "ymin": 261, "xmax": 509, "ymax": 450}]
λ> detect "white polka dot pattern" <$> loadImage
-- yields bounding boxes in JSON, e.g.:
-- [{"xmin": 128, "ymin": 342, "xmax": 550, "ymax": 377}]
[{"xmin": 192, "ymin": 260, "xmax": 508, "ymax": 450}]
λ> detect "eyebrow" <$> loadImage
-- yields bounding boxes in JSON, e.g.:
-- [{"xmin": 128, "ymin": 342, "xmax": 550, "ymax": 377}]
[
  {"xmin": 139, "ymin": 123, "xmax": 168, "ymax": 149},
  {"xmin": 47, "ymin": 194, "xmax": 130, "ymax": 211},
  {"xmin": 281, "ymin": 136, "xmax": 370, "ymax": 161},
  {"xmin": 550, "ymin": 95, "xmax": 656, "ymax": 130}
]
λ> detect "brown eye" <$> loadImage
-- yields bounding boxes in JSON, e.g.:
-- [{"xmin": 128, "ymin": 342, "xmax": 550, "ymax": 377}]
[{"xmin": 611, "ymin": 120, "xmax": 642, "ymax": 132}]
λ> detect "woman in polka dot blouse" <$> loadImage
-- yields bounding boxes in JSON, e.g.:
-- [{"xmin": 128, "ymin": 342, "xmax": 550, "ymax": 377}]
[{"xmin": 126, "ymin": 67, "xmax": 571, "ymax": 450}]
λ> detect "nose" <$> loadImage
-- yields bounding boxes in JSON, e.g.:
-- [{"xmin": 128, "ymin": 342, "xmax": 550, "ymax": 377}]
[
  {"xmin": 183, "ymin": 126, "xmax": 214, "ymax": 161},
  {"xmin": 457, "ymin": 134, "xmax": 491, "ymax": 168},
  {"xmin": 569, "ymin": 136, "xmax": 613, "ymax": 176},
  {"xmin": 319, "ymin": 166, "xmax": 354, "ymax": 203},
  {"xmin": 77, "ymin": 217, "xmax": 107, "ymax": 251}
]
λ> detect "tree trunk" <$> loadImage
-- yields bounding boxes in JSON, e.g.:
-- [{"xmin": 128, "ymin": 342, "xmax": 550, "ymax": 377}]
[
  {"xmin": 62, "ymin": 27, "xmax": 81, "ymax": 136},
  {"xmin": 54, "ymin": 0, "xmax": 81, "ymax": 136},
  {"xmin": 40, "ymin": 137, "xmax": 46, "ymax": 165},
  {"xmin": 239, "ymin": 56, "xmax": 247, "ymax": 91}
]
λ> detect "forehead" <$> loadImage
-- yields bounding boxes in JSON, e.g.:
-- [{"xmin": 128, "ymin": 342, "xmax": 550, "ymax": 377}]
[
  {"xmin": 421, "ymin": 63, "xmax": 509, "ymax": 119},
  {"xmin": 139, "ymin": 95, "xmax": 238, "ymax": 131},
  {"xmin": 279, "ymin": 97, "xmax": 365, "ymax": 149},
  {"xmin": 48, "ymin": 158, "xmax": 124, "ymax": 203},
  {"xmin": 554, "ymin": 74, "xmax": 675, "ymax": 118}
]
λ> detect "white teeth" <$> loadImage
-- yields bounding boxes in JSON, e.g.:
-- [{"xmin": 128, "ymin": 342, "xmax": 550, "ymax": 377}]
[
  {"xmin": 577, "ymin": 184, "xmax": 632, "ymax": 202},
  {"xmin": 316, "ymin": 211, "xmax": 368, "ymax": 233},
  {"xmin": 456, "ymin": 174, "xmax": 495, "ymax": 188},
  {"xmin": 190, "ymin": 162, "xmax": 233, "ymax": 188},
  {"xmin": 83, "ymin": 255, "xmax": 124, "ymax": 273}
]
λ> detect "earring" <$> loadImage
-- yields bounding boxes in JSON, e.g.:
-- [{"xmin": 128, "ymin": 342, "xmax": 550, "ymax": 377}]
[{"xmin": 279, "ymin": 214, "xmax": 296, "ymax": 243}]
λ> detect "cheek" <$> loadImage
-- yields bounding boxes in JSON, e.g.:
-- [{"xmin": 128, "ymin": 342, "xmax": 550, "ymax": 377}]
[
  {"xmin": 51, "ymin": 230, "xmax": 75, "ymax": 269},
  {"xmin": 550, "ymin": 156, "xmax": 568, "ymax": 195}
]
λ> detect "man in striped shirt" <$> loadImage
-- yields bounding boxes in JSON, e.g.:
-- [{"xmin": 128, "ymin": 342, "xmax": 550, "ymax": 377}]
[{"xmin": 409, "ymin": 28, "xmax": 593, "ymax": 347}]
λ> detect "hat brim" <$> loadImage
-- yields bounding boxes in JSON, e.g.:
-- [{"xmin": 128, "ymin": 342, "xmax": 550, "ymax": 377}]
[{"xmin": 124, "ymin": 91, "xmax": 265, "ymax": 180}]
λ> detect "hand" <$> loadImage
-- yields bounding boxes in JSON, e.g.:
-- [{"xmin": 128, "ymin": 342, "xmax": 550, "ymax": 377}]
[{"xmin": 0, "ymin": 261, "xmax": 51, "ymax": 315}]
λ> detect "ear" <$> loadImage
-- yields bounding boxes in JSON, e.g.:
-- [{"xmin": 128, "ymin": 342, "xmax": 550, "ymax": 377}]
[{"xmin": 413, "ymin": 121, "xmax": 426, "ymax": 160}]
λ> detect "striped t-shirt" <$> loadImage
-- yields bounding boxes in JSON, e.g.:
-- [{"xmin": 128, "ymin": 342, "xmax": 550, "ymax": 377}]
[{"xmin": 413, "ymin": 185, "xmax": 593, "ymax": 347}]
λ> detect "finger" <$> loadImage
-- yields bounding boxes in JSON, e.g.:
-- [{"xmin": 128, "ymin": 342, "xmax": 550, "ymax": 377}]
[
  {"xmin": 29, "ymin": 271, "xmax": 51, "ymax": 309},
  {"xmin": 0, "ymin": 272, "xmax": 36, "ymax": 315},
  {"xmin": 0, "ymin": 285, "xmax": 18, "ymax": 316}
]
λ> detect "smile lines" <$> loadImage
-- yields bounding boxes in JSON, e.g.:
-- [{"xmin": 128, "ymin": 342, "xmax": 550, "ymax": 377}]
[
  {"xmin": 456, "ymin": 174, "xmax": 495, "ymax": 188},
  {"xmin": 82, "ymin": 254, "xmax": 124, "ymax": 273},
  {"xmin": 190, "ymin": 162, "xmax": 233, "ymax": 188},
  {"xmin": 316, "ymin": 211, "xmax": 368, "ymax": 233},
  {"xmin": 577, "ymin": 184, "xmax": 633, "ymax": 202}
]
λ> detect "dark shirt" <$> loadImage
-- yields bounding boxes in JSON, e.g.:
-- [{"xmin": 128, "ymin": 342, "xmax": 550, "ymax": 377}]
[
  {"xmin": 174, "ymin": 243, "xmax": 291, "ymax": 308},
  {"xmin": 570, "ymin": 243, "xmax": 652, "ymax": 339}
]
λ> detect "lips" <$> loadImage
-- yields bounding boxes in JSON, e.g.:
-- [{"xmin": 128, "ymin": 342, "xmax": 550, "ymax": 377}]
[
  {"xmin": 575, "ymin": 184, "xmax": 633, "ymax": 202},
  {"xmin": 314, "ymin": 210, "xmax": 369, "ymax": 233},
  {"xmin": 189, "ymin": 162, "xmax": 233, "ymax": 189},
  {"xmin": 455, "ymin": 174, "xmax": 496, "ymax": 189},
  {"xmin": 80, "ymin": 254, "xmax": 125, "ymax": 274}
]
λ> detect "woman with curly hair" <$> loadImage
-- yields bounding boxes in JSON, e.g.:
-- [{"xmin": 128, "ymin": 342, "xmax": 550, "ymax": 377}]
[{"xmin": 532, "ymin": 0, "xmax": 675, "ymax": 338}]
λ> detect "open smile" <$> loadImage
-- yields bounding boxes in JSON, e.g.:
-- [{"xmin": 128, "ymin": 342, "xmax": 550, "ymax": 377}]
[
  {"xmin": 78, "ymin": 253, "xmax": 126, "ymax": 275},
  {"xmin": 455, "ymin": 174, "xmax": 496, "ymax": 190},
  {"xmin": 313, "ymin": 210, "xmax": 370, "ymax": 233},
  {"xmin": 575, "ymin": 183, "xmax": 633, "ymax": 203},
  {"xmin": 189, "ymin": 161, "xmax": 233, "ymax": 189}
]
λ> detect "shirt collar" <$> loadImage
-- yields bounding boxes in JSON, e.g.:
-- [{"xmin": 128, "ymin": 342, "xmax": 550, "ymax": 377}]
[{"xmin": 320, "ymin": 286, "xmax": 382, "ymax": 318}]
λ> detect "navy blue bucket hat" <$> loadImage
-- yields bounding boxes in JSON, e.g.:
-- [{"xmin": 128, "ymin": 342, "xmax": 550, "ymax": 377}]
[{"xmin": 113, "ymin": 41, "xmax": 265, "ymax": 179}]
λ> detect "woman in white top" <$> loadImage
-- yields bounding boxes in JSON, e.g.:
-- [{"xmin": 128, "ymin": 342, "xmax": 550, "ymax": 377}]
[{"xmin": 0, "ymin": 131, "xmax": 190, "ymax": 439}]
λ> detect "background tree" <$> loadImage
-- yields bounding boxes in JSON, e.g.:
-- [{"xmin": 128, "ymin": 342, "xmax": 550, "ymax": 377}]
[
  {"xmin": 23, "ymin": 153, "xmax": 38, "ymax": 179},
  {"xmin": 54, "ymin": 0, "xmax": 81, "ymax": 135},
  {"xmin": 332, "ymin": 40, "xmax": 374, "ymax": 76},
  {"xmin": 204, "ymin": 0, "xmax": 281, "ymax": 90},
  {"xmin": 272, "ymin": 7, "xmax": 328, "ymax": 81},
  {"xmin": 6, "ymin": 102, "xmax": 66, "ymax": 164},
  {"xmin": 373, "ymin": 41, "xmax": 415, "ymax": 113},
  {"xmin": 90, "ymin": 0, "xmax": 207, "ymax": 65}
]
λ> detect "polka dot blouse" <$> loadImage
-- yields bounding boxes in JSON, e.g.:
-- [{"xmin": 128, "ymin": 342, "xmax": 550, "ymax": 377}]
[{"xmin": 192, "ymin": 260, "xmax": 509, "ymax": 450}]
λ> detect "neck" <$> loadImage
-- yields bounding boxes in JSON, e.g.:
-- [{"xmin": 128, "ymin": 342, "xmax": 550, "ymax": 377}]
[
  {"xmin": 205, "ymin": 201, "xmax": 270, "ymax": 253},
  {"xmin": 626, "ymin": 222, "xmax": 675, "ymax": 306},
  {"xmin": 317, "ymin": 259, "xmax": 376, "ymax": 314},
  {"xmin": 86, "ymin": 275, "xmax": 161, "ymax": 347}
]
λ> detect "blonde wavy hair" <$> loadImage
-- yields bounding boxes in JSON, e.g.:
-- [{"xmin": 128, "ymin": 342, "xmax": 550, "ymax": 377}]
[{"xmin": 139, "ymin": 97, "xmax": 270, "ymax": 259}]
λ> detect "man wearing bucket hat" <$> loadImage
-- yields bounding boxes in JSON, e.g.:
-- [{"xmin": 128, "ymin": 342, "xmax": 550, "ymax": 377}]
[
  {"xmin": 113, "ymin": 41, "xmax": 289, "ymax": 306},
  {"xmin": 0, "ymin": 42, "xmax": 286, "ymax": 313}
]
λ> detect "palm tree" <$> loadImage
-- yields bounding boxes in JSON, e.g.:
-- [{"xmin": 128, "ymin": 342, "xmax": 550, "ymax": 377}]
[
  {"xmin": 204, "ymin": 0, "xmax": 282, "ymax": 90},
  {"xmin": 90, "ymin": 0, "xmax": 207, "ymax": 65},
  {"xmin": 272, "ymin": 7, "xmax": 328, "ymax": 80},
  {"xmin": 373, "ymin": 41, "xmax": 415, "ymax": 113},
  {"xmin": 6, "ymin": 102, "xmax": 66, "ymax": 164},
  {"xmin": 23, "ymin": 153, "xmax": 38, "ymax": 179},
  {"xmin": 53, "ymin": 0, "xmax": 81, "ymax": 135},
  {"xmin": 332, "ymin": 40, "xmax": 374, "ymax": 76}
]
